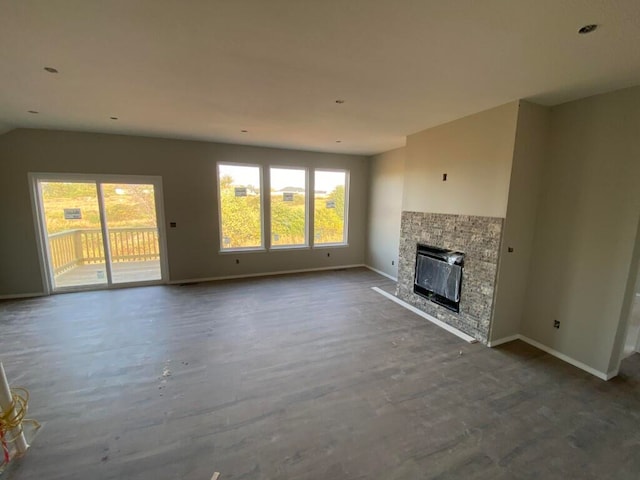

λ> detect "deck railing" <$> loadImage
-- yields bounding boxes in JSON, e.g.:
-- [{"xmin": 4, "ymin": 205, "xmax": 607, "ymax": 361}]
[{"xmin": 48, "ymin": 227, "xmax": 160, "ymax": 276}]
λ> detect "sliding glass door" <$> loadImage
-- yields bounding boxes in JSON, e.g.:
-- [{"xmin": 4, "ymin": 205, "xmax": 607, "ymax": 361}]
[
  {"xmin": 39, "ymin": 181, "xmax": 109, "ymax": 289},
  {"xmin": 102, "ymin": 183, "xmax": 162, "ymax": 284},
  {"xmin": 33, "ymin": 174, "xmax": 167, "ymax": 292}
]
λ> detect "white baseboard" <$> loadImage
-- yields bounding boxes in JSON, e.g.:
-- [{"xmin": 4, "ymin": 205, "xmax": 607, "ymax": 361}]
[
  {"xmin": 169, "ymin": 264, "xmax": 366, "ymax": 285},
  {"xmin": 365, "ymin": 265, "xmax": 398, "ymax": 282},
  {"xmin": 371, "ymin": 287, "xmax": 477, "ymax": 343},
  {"xmin": 607, "ymin": 368, "xmax": 620, "ymax": 379},
  {"xmin": 520, "ymin": 335, "xmax": 617, "ymax": 381},
  {"xmin": 0, "ymin": 292, "xmax": 45, "ymax": 300},
  {"xmin": 488, "ymin": 333, "xmax": 615, "ymax": 381},
  {"xmin": 487, "ymin": 334, "xmax": 520, "ymax": 347}
]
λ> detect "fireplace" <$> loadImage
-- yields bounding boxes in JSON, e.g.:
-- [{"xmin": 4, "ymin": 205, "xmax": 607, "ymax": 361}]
[
  {"xmin": 414, "ymin": 244, "xmax": 465, "ymax": 312},
  {"xmin": 398, "ymin": 212, "xmax": 503, "ymax": 343}
]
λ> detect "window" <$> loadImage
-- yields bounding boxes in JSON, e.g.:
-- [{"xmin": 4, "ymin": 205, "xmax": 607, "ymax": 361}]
[
  {"xmin": 314, "ymin": 169, "xmax": 348, "ymax": 245},
  {"xmin": 217, "ymin": 163, "xmax": 263, "ymax": 250},
  {"xmin": 216, "ymin": 164, "xmax": 349, "ymax": 251},
  {"xmin": 270, "ymin": 167, "xmax": 307, "ymax": 247}
]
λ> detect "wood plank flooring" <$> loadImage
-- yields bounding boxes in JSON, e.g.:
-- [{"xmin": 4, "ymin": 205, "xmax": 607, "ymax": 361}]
[{"xmin": 1, "ymin": 268, "xmax": 639, "ymax": 479}]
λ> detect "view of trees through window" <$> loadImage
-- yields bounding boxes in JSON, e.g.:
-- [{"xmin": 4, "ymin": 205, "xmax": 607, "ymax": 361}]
[
  {"xmin": 271, "ymin": 167, "xmax": 306, "ymax": 247},
  {"xmin": 314, "ymin": 170, "xmax": 347, "ymax": 244},
  {"xmin": 218, "ymin": 164, "xmax": 348, "ymax": 250},
  {"xmin": 41, "ymin": 182, "xmax": 157, "ymax": 234},
  {"xmin": 218, "ymin": 164, "xmax": 263, "ymax": 249},
  {"xmin": 39, "ymin": 180, "xmax": 161, "ymax": 287}
]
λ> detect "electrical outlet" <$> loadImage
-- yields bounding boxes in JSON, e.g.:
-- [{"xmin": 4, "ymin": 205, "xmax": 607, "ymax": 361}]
[{"xmin": 554, "ymin": 319, "xmax": 560, "ymax": 329}]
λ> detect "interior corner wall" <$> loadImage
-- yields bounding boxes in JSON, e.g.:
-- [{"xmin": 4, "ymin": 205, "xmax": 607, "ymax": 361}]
[
  {"xmin": 365, "ymin": 146, "xmax": 405, "ymax": 279},
  {"xmin": 402, "ymin": 101, "xmax": 519, "ymax": 217},
  {"xmin": 520, "ymin": 86, "xmax": 640, "ymax": 375},
  {"xmin": 490, "ymin": 101, "xmax": 550, "ymax": 341},
  {"xmin": 0, "ymin": 129, "xmax": 369, "ymax": 296}
]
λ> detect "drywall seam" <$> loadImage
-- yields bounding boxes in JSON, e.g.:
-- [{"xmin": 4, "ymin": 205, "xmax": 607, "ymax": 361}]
[{"xmin": 371, "ymin": 286, "xmax": 477, "ymax": 343}]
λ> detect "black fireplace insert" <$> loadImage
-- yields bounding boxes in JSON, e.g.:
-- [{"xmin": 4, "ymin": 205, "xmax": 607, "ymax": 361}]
[{"xmin": 414, "ymin": 244, "xmax": 465, "ymax": 312}]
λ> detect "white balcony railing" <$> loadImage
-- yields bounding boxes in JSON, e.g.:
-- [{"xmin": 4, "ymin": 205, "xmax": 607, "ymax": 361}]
[{"xmin": 48, "ymin": 227, "xmax": 160, "ymax": 276}]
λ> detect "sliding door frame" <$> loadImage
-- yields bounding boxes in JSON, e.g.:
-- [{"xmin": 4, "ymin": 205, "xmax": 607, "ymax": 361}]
[{"xmin": 29, "ymin": 172, "xmax": 170, "ymax": 294}]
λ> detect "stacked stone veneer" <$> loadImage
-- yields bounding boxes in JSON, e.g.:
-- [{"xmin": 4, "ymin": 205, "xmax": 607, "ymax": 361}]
[{"xmin": 397, "ymin": 212, "xmax": 503, "ymax": 344}]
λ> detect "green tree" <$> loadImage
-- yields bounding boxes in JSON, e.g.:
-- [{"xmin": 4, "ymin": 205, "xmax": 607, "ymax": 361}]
[
  {"xmin": 41, "ymin": 182, "xmax": 158, "ymax": 233},
  {"xmin": 219, "ymin": 185, "xmax": 262, "ymax": 248},
  {"xmin": 314, "ymin": 186, "xmax": 346, "ymax": 243},
  {"xmin": 271, "ymin": 193, "xmax": 306, "ymax": 245}
]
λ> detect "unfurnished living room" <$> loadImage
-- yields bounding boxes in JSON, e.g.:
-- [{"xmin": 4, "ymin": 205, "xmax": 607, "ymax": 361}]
[{"xmin": 1, "ymin": 1, "xmax": 640, "ymax": 479}]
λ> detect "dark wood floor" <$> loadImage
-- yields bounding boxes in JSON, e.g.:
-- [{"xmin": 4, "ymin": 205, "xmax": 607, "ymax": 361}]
[{"xmin": 1, "ymin": 268, "xmax": 639, "ymax": 479}]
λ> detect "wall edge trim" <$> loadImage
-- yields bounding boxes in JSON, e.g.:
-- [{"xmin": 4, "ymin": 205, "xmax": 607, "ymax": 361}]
[
  {"xmin": 487, "ymin": 334, "xmax": 520, "ymax": 347},
  {"xmin": 365, "ymin": 265, "xmax": 397, "ymax": 282},
  {"xmin": 168, "ymin": 264, "xmax": 366, "ymax": 285},
  {"xmin": 516, "ymin": 334, "xmax": 613, "ymax": 381},
  {"xmin": 485, "ymin": 334, "xmax": 616, "ymax": 380},
  {"xmin": 0, "ymin": 292, "xmax": 45, "ymax": 300}
]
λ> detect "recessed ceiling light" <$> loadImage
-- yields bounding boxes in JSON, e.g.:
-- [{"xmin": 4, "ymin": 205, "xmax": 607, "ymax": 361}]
[
  {"xmin": 335, "ymin": 99, "xmax": 345, "ymax": 104},
  {"xmin": 44, "ymin": 66, "xmax": 59, "ymax": 73},
  {"xmin": 241, "ymin": 130, "xmax": 248, "ymax": 133},
  {"xmin": 27, "ymin": 110, "xmax": 39, "ymax": 114},
  {"xmin": 110, "ymin": 116, "xmax": 118, "ymax": 120},
  {"xmin": 578, "ymin": 24, "xmax": 598, "ymax": 34}
]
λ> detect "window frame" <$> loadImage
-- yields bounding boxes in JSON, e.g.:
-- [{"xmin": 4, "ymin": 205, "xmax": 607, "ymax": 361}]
[
  {"xmin": 312, "ymin": 168, "xmax": 350, "ymax": 247},
  {"xmin": 217, "ymin": 162, "xmax": 265, "ymax": 252},
  {"xmin": 269, "ymin": 165, "xmax": 310, "ymax": 250}
]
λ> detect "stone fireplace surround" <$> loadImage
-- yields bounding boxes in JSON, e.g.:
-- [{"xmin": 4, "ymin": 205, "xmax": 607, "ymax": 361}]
[{"xmin": 396, "ymin": 212, "xmax": 503, "ymax": 344}]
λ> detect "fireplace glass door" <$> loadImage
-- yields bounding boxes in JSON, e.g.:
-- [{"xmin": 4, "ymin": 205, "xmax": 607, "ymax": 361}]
[{"xmin": 414, "ymin": 244, "xmax": 464, "ymax": 312}]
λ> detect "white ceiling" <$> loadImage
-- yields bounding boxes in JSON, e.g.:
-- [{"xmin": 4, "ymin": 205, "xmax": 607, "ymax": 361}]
[{"xmin": 1, "ymin": 0, "xmax": 639, "ymax": 155}]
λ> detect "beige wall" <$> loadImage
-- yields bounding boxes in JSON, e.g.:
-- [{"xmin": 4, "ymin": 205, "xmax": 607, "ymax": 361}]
[
  {"xmin": 491, "ymin": 101, "xmax": 550, "ymax": 341},
  {"xmin": 0, "ymin": 129, "xmax": 369, "ymax": 296},
  {"xmin": 521, "ymin": 86, "xmax": 640, "ymax": 375},
  {"xmin": 365, "ymin": 147, "xmax": 405, "ymax": 279},
  {"xmin": 402, "ymin": 102, "xmax": 519, "ymax": 217}
]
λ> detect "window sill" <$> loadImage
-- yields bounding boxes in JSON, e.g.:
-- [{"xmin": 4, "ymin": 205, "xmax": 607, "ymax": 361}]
[
  {"xmin": 218, "ymin": 244, "xmax": 349, "ymax": 253},
  {"xmin": 313, "ymin": 243, "xmax": 349, "ymax": 248},
  {"xmin": 270, "ymin": 245, "xmax": 310, "ymax": 251},
  {"xmin": 219, "ymin": 247, "xmax": 267, "ymax": 254}
]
